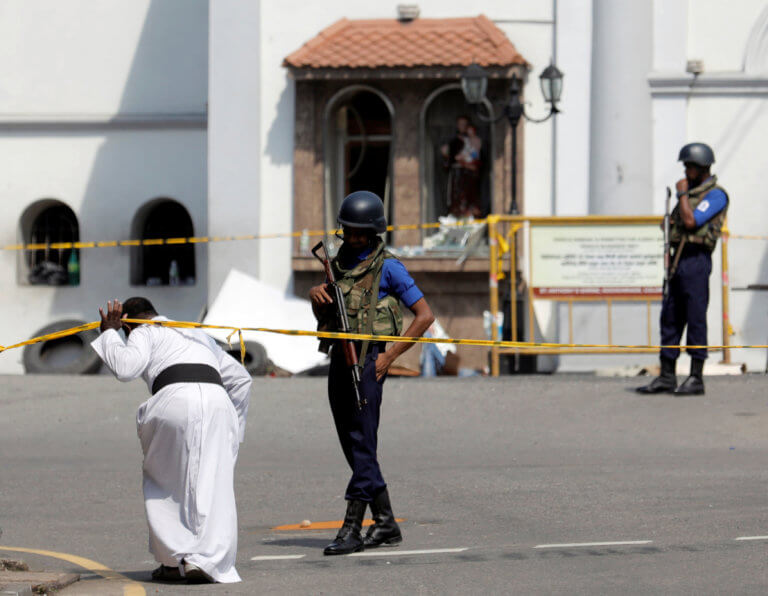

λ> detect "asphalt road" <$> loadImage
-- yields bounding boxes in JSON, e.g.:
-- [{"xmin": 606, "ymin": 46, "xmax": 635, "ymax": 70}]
[{"xmin": 1, "ymin": 373, "xmax": 766, "ymax": 595}]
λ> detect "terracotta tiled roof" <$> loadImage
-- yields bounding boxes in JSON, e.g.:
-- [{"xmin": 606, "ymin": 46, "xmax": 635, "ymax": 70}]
[{"xmin": 284, "ymin": 15, "xmax": 527, "ymax": 70}]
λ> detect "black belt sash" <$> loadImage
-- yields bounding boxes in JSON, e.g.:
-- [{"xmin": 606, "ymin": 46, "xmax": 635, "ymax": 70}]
[{"xmin": 152, "ymin": 363, "xmax": 224, "ymax": 395}]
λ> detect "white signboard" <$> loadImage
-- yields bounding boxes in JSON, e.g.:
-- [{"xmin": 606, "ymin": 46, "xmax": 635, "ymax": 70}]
[{"xmin": 530, "ymin": 225, "xmax": 663, "ymax": 298}]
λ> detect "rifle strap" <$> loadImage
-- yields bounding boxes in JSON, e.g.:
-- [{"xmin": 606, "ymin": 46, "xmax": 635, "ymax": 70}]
[
  {"xmin": 358, "ymin": 262, "xmax": 384, "ymax": 370},
  {"xmin": 670, "ymin": 236, "xmax": 687, "ymax": 279}
]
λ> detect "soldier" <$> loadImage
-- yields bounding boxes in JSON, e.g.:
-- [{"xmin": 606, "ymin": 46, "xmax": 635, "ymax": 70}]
[
  {"xmin": 637, "ymin": 143, "xmax": 729, "ymax": 396},
  {"xmin": 309, "ymin": 191, "xmax": 435, "ymax": 555}
]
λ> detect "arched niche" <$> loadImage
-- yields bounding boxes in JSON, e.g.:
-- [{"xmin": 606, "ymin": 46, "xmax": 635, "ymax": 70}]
[
  {"xmin": 323, "ymin": 85, "xmax": 394, "ymax": 232},
  {"xmin": 420, "ymin": 85, "xmax": 495, "ymax": 229},
  {"xmin": 130, "ymin": 198, "xmax": 196, "ymax": 286},
  {"xmin": 19, "ymin": 199, "xmax": 80, "ymax": 286}
]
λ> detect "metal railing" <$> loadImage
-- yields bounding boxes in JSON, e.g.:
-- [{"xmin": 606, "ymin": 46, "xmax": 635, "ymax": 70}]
[{"xmin": 486, "ymin": 214, "xmax": 732, "ymax": 376}]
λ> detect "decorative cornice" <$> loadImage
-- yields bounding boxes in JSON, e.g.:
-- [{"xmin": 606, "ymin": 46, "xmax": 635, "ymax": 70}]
[
  {"xmin": 648, "ymin": 72, "xmax": 768, "ymax": 96},
  {"xmin": 288, "ymin": 65, "xmax": 525, "ymax": 81},
  {"xmin": 0, "ymin": 112, "xmax": 207, "ymax": 129}
]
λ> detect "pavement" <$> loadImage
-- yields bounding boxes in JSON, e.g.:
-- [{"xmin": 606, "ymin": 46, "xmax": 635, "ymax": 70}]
[{"xmin": 0, "ymin": 373, "xmax": 766, "ymax": 595}]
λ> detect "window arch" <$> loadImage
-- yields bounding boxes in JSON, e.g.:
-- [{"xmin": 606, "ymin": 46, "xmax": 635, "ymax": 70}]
[
  {"xmin": 420, "ymin": 85, "xmax": 494, "ymax": 226},
  {"xmin": 130, "ymin": 198, "xmax": 196, "ymax": 286},
  {"xmin": 323, "ymin": 86, "xmax": 394, "ymax": 232},
  {"xmin": 19, "ymin": 199, "xmax": 80, "ymax": 286}
]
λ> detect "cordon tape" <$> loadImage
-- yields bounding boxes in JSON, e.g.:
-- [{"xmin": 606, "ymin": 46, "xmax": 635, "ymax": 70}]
[
  {"xmin": 2, "ymin": 215, "xmax": 765, "ymax": 254},
  {"xmin": 0, "ymin": 219, "xmax": 488, "ymax": 252},
  {"xmin": 0, "ymin": 319, "xmax": 765, "ymax": 364}
]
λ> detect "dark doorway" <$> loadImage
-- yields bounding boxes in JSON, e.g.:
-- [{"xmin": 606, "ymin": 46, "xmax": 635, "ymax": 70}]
[
  {"xmin": 131, "ymin": 199, "xmax": 195, "ymax": 286},
  {"xmin": 346, "ymin": 143, "xmax": 390, "ymax": 199},
  {"xmin": 326, "ymin": 88, "xmax": 392, "ymax": 232}
]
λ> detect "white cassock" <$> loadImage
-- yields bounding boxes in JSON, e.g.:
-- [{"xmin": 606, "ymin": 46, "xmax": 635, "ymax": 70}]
[{"xmin": 91, "ymin": 316, "xmax": 251, "ymax": 583}]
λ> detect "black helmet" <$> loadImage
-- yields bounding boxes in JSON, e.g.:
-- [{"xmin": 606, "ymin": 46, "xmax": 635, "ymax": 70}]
[
  {"xmin": 678, "ymin": 142, "xmax": 715, "ymax": 166},
  {"xmin": 337, "ymin": 191, "xmax": 387, "ymax": 234}
]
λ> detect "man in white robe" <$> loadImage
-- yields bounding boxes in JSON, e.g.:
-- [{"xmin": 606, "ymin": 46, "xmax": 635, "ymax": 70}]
[{"xmin": 91, "ymin": 297, "xmax": 251, "ymax": 584}]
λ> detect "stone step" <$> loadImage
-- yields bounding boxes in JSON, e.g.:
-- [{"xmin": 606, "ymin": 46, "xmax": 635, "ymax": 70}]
[{"xmin": 0, "ymin": 571, "xmax": 79, "ymax": 594}]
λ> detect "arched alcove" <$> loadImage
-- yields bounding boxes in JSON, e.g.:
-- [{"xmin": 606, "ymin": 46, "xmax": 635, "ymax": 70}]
[
  {"xmin": 420, "ymin": 85, "xmax": 494, "ymax": 226},
  {"xmin": 130, "ymin": 198, "xmax": 195, "ymax": 286},
  {"xmin": 19, "ymin": 199, "xmax": 80, "ymax": 286},
  {"xmin": 323, "ymin": 85, "xmax": 394, "ymax": 232}
]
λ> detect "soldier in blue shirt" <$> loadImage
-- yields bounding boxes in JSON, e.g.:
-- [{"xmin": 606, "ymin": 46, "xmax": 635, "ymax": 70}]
[
  {"xmin": 310, "ymin": 191, "xmax": 435, "ymax": 555},
  {"xmin": 638, "ymin": 143, "xmax": 729, "ymax": 396}
]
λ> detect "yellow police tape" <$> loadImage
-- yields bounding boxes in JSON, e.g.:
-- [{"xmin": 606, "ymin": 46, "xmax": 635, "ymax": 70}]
[
  {"xmin": 3, "ymin": 215, "xmax": 764, "ymax": 253},
  {"xmin": 1, "ymin": 319, "xmax": 766, "ymax": 364},
  {"xmin": 0, "ymin": 219, "xmax": 487, "ymax": 252}
]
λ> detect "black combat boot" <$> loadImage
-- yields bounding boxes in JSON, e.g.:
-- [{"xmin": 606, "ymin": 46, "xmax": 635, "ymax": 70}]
[
  {"xmin": 363, "ymin": 488, "xmax": 402, "ymax": 548},
  {"xmin": 323, "ymin": 500, "xmax": 366, "ymax": 555},
  {"xmin": 674, "ymin": 358, "xmax": 705, "ymax": 396},
  {"xmin": 636, "ymin": 356, "xmax": 677, "ymax": 394}
]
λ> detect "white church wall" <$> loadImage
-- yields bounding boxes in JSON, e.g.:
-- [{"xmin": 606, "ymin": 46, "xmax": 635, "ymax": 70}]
[
  {"xmin": 0, "ymin": 0, "xmax": 208, "ymax": 373},
  {"xmin": 0, "ymin": 0, "xmax": 208, "ymax": 116},
  {"xmin": 687, "ymin": 0, "xmax": 767, "ymax": 72},
  {"xmin": 688, "ymin": 96, "xmax": 768, "ymax": 371},
  {"xmin": 561, "ymin": 0, "xmax": 768, "ymax": 372},
  {"xmin": 644, "ymin": 0, "xmax": 768, "ymax": 371},
  {"xmin": 0, "ymin": 130, "xmax": 207, "ymax": 374},
  {"xmin": 555, "ymin": 0, "xmax": 593, "ymax": 217},
  {"xmin": 208, "ymin": 0, "xmax": 262, "ymax": 302}
]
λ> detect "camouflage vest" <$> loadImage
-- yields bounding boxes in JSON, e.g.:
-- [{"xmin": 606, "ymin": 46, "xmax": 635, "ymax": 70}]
[
  {"xmin": 669, "ymin": 176, "xmax": 729, "ymax": 252},
  {"xmin": 318, "ymin": 240, "xmax": 404, "ymax": 354}
]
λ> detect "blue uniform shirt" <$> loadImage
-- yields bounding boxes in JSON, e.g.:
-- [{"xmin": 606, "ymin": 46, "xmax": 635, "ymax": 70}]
[
  {"xmin": 341, "ymin": 246, "xmax": 424, "ymax": 307},
  {"xmin": 692, "ymin": 184, "xmax": 728, "ymax": 227}
]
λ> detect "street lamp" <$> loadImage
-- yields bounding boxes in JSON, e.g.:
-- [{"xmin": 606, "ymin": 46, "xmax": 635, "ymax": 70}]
[
  {"xmin": 460, "ymin": 62, "xmax": 563, "ymax": 214},
  {"xmin": 460, "ymin": 63, "xmax": 488, "ymax": 105},
  {"xmin": 461, "ymin": 62, "xmax": 563, "ymax": 374},
  {"xmin": 539, "ymin": 62, "xmax": 564, "ymax": 105}
]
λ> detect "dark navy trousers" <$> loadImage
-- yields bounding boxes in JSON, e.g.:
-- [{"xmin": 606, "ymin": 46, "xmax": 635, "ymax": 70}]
[
  {"xmin": 328, "ymin": 343, "xmax": 387, "ymax": 502},
  {"xmin": 660, "ymin": 246, "xmax": 712, "ymax": 361}
]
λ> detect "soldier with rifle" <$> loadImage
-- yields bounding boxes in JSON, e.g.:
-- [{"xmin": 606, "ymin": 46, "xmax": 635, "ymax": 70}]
[
  {"xmin": 309, "ymin": 191, "xmax": 434, "ymax": 555},
  {"xmin": 637, "ymin": 143, "xmax": 729, "ymax": 396}
]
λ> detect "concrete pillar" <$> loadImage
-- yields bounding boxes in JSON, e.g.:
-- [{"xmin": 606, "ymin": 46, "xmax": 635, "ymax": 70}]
[
  {"xmin": 207, "ymin": 0, "xmax": 262, "ymax": 302},
  {"xmin": 554, "ymin": 0, "xmax": 593, "ymax": 215},
  {"xmin": 588, "ymin": 0, "xmax": 652, "ymax": 214}
]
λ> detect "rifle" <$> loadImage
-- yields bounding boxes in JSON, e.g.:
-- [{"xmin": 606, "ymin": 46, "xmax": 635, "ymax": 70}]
[
  {"xmin": 663, "ymin": 186, "xmax": 672, "ymax": 299},
  {"xmin": 311, "ymin": 240, "xmax": 365, "ymax": 410}
]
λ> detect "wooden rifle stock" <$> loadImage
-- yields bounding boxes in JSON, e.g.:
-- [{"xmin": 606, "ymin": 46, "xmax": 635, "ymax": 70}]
[{"xmin": 311, "ymin": 241, "xmax": 365, "ymax": 410}]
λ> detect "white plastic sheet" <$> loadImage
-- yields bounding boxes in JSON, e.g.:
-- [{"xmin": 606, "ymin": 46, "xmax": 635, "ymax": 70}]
[{"xmin": 203, "ymin": 269, "xmax": 328, "ymax": 374}]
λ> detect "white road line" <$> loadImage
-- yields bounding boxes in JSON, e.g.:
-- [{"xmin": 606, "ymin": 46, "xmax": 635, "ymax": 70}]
[
  {"xmin": 348, "ymin": 547, "xmax": 469, "ymax": 557},
  {"xmin": 533, "ymin": 541, "xmax": 652, "ymax": 549},
  {"xmin": 735, "ymin": 536, "xmax": 768, "ymax": 541},
  {"xmin": 250, "ymin": 554, "xmax": 306, "ymax": 561}
]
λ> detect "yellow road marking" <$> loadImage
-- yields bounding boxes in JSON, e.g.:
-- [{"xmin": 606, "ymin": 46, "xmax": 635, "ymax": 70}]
[
  {"xmin": 0, "ymin": 546, "xmax": 145, "ymax": 596},
  {"xmin": 272, "ymin": 518, "xmax": 405, "ymax": 531}
]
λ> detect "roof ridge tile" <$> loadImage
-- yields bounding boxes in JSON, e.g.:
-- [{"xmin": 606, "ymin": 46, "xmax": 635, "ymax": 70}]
[
  {"xmin": 283, "ymin": 17, "xmax": 350, "ymax": 65},
  {"xmin": 475, "ymin": 14, "xmax": 507, "ymax": 48},
  {"xmin": 284, "ymin": 14, "xmax": 527, "ymax": 70}
]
